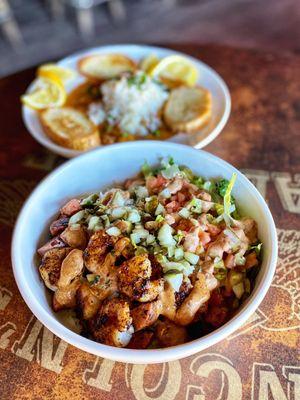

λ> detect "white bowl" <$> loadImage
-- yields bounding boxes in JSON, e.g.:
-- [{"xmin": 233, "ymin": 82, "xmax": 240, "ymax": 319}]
[
  {"xmin": 22, "ymin": 44, "xmax": 231, "ymax": 158},
  {"xmin": 11, "ymin": 142, "xmax": 277, "ymax": 364}
]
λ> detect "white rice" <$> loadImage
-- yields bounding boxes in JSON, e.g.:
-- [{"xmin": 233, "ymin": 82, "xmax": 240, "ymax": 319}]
[{"xmin": 100, "ymin": 72, "xmax": 168, "ymax": 136}]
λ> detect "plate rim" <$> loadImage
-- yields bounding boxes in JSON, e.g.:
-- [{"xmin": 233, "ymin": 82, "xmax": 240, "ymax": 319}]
[{"xmin": 22, "ymin": 43, "xmax": 231, "ymax": 158}]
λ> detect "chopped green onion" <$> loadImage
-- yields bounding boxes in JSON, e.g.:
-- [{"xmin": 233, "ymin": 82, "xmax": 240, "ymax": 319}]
[
  {"xmin": 180, "ymin": 167, "xmax": 194, "ymax": 181},
  {"xmin": 141, "ymin": 161, "xmax": 153, "ymax": 177},
  {"xmin": 214, "ymin": 259, "xmax": 227, "ymax": 281},
  {"xmin": 81, "ymin": 193, "xmax": 99, "ymax": 207},
  {"xmin": 87, "ymin": 274, "xmax": 100, "ymax": 285},
  {"xmin": 155, "ymin": 215, "xmax": 165, "ymax": 223},
  {"xmin": 249, "ymin": 242, "xmax": 262, "ymax": 255},
  {"xmin": 192, "ymin": 176, "xmax": 204, "ymax": 188}
]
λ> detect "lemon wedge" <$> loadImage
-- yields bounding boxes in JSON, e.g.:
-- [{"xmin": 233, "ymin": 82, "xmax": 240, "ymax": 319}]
[
  {"xmin": 21, "ymin": 76, "xmax": 66, "ymax": 110},
  {"xmin": 139, "ymin": 54, "xmax": 159, "ymax": 73},
  {"xmin": 38, "ymin": 64, "xmax": 77, "ymax": 82},
  {"xmin": 150, "ymin": 55, "xmax": 199, "ymax": 86}
]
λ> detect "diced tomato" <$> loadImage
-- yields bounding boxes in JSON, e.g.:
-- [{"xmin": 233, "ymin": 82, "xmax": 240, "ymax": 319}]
[
  {"xmin": 177, "ymin": 192, "xmax": 186, "ymax": 204},
  {"xmin": 207, "ymin": 224, "xmax": 221, "ymax": 237},
  {"xmin": 50, "ymin": 217, "xmax": 69, "ymax": 236},
  {"xmin": 37, "ymin": 236, "xmax": 66, "ymax": 256},
  {"xmin": 156, "ymin": 174, "xmax": 167, "ymax": 187},
  {"xmin": 198, "ymin": 230, "xmax": 211, "ymax": 246},
  {"xmin": 146, "ymin": 175, "xmax": 167, "ymax": 193},
  {"xmin": 176, "ymin": 218, "xmax": 194, "ymax": 232},
  {"xmin": 60, "ymin": 199, "xmax": 81, "ymax": 216},
  {"xmin": 165, "ymin": 200, "xmax": 180, "ymax": 213}
]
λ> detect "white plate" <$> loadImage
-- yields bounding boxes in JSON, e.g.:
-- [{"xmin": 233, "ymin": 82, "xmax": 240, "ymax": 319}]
[
  {"xmin": 22, "ymin": 44, "xmax": 231, "ymax": 158},
  {"xmin": 12, "ymin": 142, "xmax": 277, "ymax": 364}
]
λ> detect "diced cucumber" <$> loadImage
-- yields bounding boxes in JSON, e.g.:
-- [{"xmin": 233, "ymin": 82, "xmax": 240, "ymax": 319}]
[
  {"xmin": 184, "ymin": 252, "xmax": 199, "ymax": 265},
  {"xmin": 174, "ymin": 247, "xmax": 184, "ymax": 260},
  {"xmin": 155, "ymin": 203, "xmax": 165, "ymax": 216},
  {"xmin": 110, "ymin": 207, "xmax": 126, "ymax": 220},
  {"xmin": 178, "ymin": 208, "xmax": 190, "ymax": 219},
  {"xmin": 106, "ymin": 226, "xmax": 121, "ymax": 236},
  {"xmin": 158, "ymin": 224, "xmax": 176, "ymax": 247},
  {"xmin": 69, "ymin": 210, "xmax": 86, "ymax": 225},
  {"xmin": 127, "ymin": 209, "xmax": 141, "ymax": 223},
  {"xmin": 135, "ymin": 186, "xmax": 149, "ymax": 199},
  {"xmin": 88, "ymin": 215, "xmax": 100, "ymax": 231},
  {"xmin": 164, "ymin": 271, "xmax": 183, "ymax": 291}
]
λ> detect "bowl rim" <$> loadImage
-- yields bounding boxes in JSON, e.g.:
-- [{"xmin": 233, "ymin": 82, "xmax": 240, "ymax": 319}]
[
  {"xmin": 22, "ymin": 43, "xmax": 231, "ymax": 158},
  {"xmin": 11, "ymin": 141, "xmax": 277, "ymax": 364}
]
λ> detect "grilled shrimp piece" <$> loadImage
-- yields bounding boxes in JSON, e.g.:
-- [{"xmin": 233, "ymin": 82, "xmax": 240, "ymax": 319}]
[
  {"xmin": 204, "ymin": 272, "xmax": 219, "ymax": 291},
  {"xmin": 183, "ymin": 227, "xmax": 200, "ymax": 253},
  {"xmin": 84, "ymin": 230, "xmax": 116, "ymax": 274},
  {"xmin": 39, "ymin": 247, "xmax": 72, "ymax": 290},
  {"xmin": 114, "ymin": 237, "xmax": 132, "ymax": 256},
  {"xmin": 60, "ymin": 199, "xmax": 81, "ymax": 216},
  {"xmin": 166, "ymin": 177, "xmax": 183, "ymax": 195},
  {"xmin": 77, "ymin": 273, "xmax": 118, "ymax": 320},
  {"xmin": 127, "ymin": 331, "xmax": 154, "ymax": 349},
  {"xmin": 88, "ymin": 298, "xmax": 134, "ymax": 347},
  {"xmin": 50, "ymin": 216, "xmax": 69, "ymax": 236},
  {"xmin": 53, "ymin": 278, "xmax": 81, "ymax": 311},
  {"xmin": 77, "ymin": 282, "xmax": 102, "ymax": 320},
  {"xmin": 52, "ymin": 250, "xmax": 85, "ymax": 311},
  {"xmin": 37, "ymin": 236, "xmax": 66, "ymax": 257},
  {"xmin": 131, "ymin": 300, "xmax": 162, "ymax": 331},
  {"xmin": 197, "ymin": 190, "xmax": 211, "ymax": 202},
  {"xmin": 159, "ymin": 282, "xmax": 176, "ymax": 320},
  {"xmin": 155, "ymin": 319, "xmax": 188, "ymax": 347},
  {"xmin": 175, "ymin": 272, "xmax": 210, "ymax": 326},
  {"xmin": 60, "ymin": 225, "xmax": 88, "ymax": 250},
  {"xmin": 234, "ymin": 218, "xmax": 257, "ymax": 244},
  {"xmin": 57, "ymin": 249, "xmax": 84, "ymax": 287},
  {"xmin": 118, "ymin": 255, "xmax": 163, "ymax": 302},
  {"xmin": 206, "ymin": 232, "xmax": 231, "ymax": 259}
]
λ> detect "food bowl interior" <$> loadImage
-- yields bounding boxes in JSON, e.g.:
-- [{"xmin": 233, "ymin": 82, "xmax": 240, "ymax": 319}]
[{"xmin": 12, "ymin": 142, "xmax": 277, "ymax": 364}]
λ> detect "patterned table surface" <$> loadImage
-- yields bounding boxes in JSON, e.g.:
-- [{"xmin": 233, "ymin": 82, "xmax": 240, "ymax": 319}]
[{"xmin": 0, "ymin": 44, "xmax": 299, "ymax": 400}]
